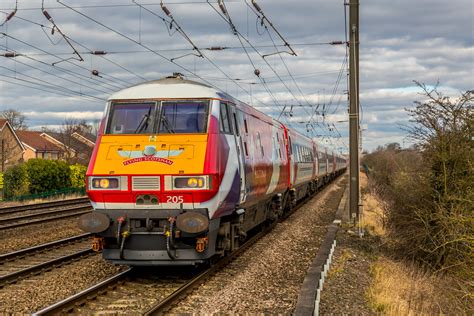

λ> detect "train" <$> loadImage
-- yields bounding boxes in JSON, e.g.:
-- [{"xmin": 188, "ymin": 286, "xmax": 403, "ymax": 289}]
[{"xmin": 78, "ymin": 74, "xmax": 346, "ymax": 266}]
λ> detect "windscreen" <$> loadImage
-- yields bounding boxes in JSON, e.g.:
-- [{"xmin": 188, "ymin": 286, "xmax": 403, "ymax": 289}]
[
  {"xmin": 105, "ymin": 100, "xmax": 209, "ymax": 135},
  {"xmin": 158, "ymin": 101, "xmax": 208, "ymax": 134},
  {"xmin": 106, "ymin": 102, "xmax": 155, "ymax": 134}
]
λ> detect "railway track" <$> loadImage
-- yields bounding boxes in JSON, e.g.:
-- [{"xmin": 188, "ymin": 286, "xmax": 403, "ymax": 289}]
[
  {"xmin": 0, "ymin": 204, "xmax": 92, "ymax": 231},
  {"xmin": 34, "ymin": 178, "xmax": 342, "ymax": 315},
  {"xmin": 0, "ymin": 197, "xmax": 89, "ymax": 215},
  {"xmin": 0, "ymin": 233, "xmax": 94, "ymax": 287},
  {"xmin": 34, "ymin": 228, "xmax": 267, "ymax": 315}
]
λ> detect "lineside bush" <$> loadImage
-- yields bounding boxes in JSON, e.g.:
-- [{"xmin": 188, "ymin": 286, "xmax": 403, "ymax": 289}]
[
  {"xmin": 3, "ymin": 164, "xmax": 29, "ymax": 199},
  {"xmin": 25, "ymin": 159, "xmax": 72, "ymax": 194},
  {"xmin": 363, "ymin": 83, "xmax": 472, "ymax": 302},
  {"xmin": 69, "ymin": 164, "xmax": 87, "ymax": 189}
]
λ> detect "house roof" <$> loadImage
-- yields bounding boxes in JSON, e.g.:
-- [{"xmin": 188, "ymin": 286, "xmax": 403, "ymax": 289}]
[
  {"xmin": 0, "ymin": 119, "xmax": 7, "ymax": 130},
  {"xmin": 16, "ymin": 131, "xmax": 62, "ymax": 152},
  {"xmin": 42, "ymin": 131, "xmax": 91, "ymax": 153},
  {"xmin": 72, "ymin": 131, "xmax": 96, "ymax": 146},
  {"xmin": 0, "ymin": 119, "xmax": 26, "ymax": 151}
]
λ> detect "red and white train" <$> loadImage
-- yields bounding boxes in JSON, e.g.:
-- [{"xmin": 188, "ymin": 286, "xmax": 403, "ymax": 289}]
[{"xmin": 79, "ymin": 74, "xmax": 346, "ymax": 266}]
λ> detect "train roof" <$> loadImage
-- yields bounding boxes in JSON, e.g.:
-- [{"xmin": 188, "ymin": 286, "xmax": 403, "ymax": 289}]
[{"xmin": 108, "ymin": 75, "xmax": 219, "ymax": 100}]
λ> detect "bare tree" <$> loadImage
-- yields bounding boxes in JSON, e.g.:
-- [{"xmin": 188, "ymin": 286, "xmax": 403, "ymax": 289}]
[
  {"xmin": 1, "ymin": 109, "xmax": 28, "ymax": 130},
  {"xmin": 56, "ymin": 119, "xmax": 93, "ymax": 165}
]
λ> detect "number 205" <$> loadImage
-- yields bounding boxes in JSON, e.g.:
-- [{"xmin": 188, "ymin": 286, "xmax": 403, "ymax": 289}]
[{"xmin": 166, "ymin": 196, "xmax": 184, "ymax": 203}]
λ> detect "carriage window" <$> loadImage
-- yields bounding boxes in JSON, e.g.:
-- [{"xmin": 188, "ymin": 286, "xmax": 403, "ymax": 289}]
[
  {"xmin": 158, "ymin": 101, "xmax": 208, "ymax": 134},
  {"xmin": 220, "ymin": 104, "xmax": 231, "ymax": 134},
  {"xmin": 257, "ymin": 132, "xmax": 264, "ymax": 157},
  {"xmin": 107, "ymin": 102, "xmax": 156, "ymax": 134},
  {"xmin": 233, "ymin": 112, "xmax": 240, "ymax": 136}
]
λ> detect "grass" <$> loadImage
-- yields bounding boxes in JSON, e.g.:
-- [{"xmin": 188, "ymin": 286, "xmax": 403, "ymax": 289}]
[
  {"xmin": 0, "ymin": 192, "xmax": 86, "ymax": 207},
  {"xmin": 359, "ymin": 173, "xmax": 470, "ymax": 315},
  {"xmin": 366, "ymin": 258, "xmax": 466, "ymax": 315}
]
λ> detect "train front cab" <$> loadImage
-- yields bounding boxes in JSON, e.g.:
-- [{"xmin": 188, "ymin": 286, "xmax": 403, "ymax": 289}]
[{"xmin": 81, "ymin": 98, "xmax": 249, "ymax": 265}]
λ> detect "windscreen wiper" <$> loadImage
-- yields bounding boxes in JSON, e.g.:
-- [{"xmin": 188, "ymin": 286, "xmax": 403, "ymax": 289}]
[
  {"xmin": 134, "ymin": 109, "xmax": 151, "ymax": 133},
  {"xmin": 160, "ymin": 115, "xmax": 175, "ymax": 133}
]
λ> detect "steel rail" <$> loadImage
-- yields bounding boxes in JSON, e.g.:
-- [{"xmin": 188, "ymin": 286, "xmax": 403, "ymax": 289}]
[
  {"xmin": 0, "ymin": 197, "xmax": 90, "ymax": 215},
  {"xmin": 0, "ymin": 204, "xmax": 91, "ymax": 223},
  {"xmin": 144, "ymin": 229, "xmax": 267, "ymax": 315},
  {"xmin": 0, "ymin": 206, "xmax": 92, "ymax": 231},
  {"xmin": 0, "ymin": 233, "xmax": 92, "ymax": 262},
  {"xmin": 0, "ymin": 248, "xmax": 95, "ymax": 287},
  {"xmin": 34, "ymin": 268, "xmax": 133, "ymax": 315}
]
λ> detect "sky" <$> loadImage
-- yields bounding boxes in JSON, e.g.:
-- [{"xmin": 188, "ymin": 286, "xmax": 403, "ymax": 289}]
[{"xmin": 0, "ymin": 0, "xmax": 472, "ymax": 153}]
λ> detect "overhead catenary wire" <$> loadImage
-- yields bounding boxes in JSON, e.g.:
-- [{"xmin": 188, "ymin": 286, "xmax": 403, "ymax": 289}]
[
  {"xmin": 0, "ymin": 72, "xmax": 105, "ymax": 102},
  {"xmin": 207, "ymin": 0, "xmax": 312, "ymax": 129},
  {"xmin": 0, "ymin": 0, "xmax": 17, "ymax": 26},
  {"xmin": 134, "ymin": 0, "xmax": 268, "ymax": 107},
  {"xmin": 56, "ymin": 0, "xmax": 272, "ymax": 109},
  {"xmin": 1, "ymin": 11, "xmax": 147, "ymax": 83},
  {"xmin": 263, "ymin": 21, "xmax": 323, "ymax": 126},
  {"xmin": 0, "ymin": 1, "xmax": 243, "ymax": 11},
  {"xmin": 41, "ymin": 0, "xmax": 84, "ymax": 65},
  {"xmin": 247, "ymin": 0, "xmax": 297, "ymax": 56},
  {"xmin": 220, "ymin": 1, "xmax": 322, "ymax": 134},
  {"xmin": 0, "ymin": 32, "xmax": 128, "ymax": 91},
  {"xmin": 213, "ymin": 0, "xmax": 285, "ymax": 118},
  {"xmin": 0, "ymin": 63, "xmax": 105, "ymax": 101},
  {"xmin": 0, "ymin": 45, "xmax": 113, "ymax": 96},
  {"xmin": 0, "ymin": 44, "xmax": 124, "ymax": 96}
]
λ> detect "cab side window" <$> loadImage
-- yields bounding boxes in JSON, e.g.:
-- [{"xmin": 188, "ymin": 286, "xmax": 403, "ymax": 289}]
[{"xmin": 220, "ymin": 103, "xmax": 232, "ymax": 134}]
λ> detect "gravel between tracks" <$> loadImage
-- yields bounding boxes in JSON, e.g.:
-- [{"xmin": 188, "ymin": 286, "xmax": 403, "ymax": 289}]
[
  {"xmin": 170, "ymin": 176, "xmax": 347, "ymax": 314},
  {"xmin": 0, "ymin": 255, "xmax": 125, "ymax": 314},
  {"xmin": 0, "ymin": 218, "xmax": 83, "ymax": 254}
]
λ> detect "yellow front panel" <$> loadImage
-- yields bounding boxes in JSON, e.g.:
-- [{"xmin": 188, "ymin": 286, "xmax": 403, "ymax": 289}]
[{"xmin": 92, "ymin": 134, "xmax": 208, "ymax": 175}]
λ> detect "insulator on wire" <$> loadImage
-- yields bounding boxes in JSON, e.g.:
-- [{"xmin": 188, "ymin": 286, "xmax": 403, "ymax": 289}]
[
  {"xmin": 42, "ymin": 10, "xmax": 53, "ymax": 21},
  {"xmin": 252, "ymin": 0, "xmax": 262, "ymax": 12},
  {"xmin": 330, "ymin": 41, "xmax": 344, "ymax": 45},
  {"xmin": 161, "ymin": 4, "xmax": 172, "ymax": 17},
  {"xmin": 5, "ymin": 10, "xmax": 16, "ymax": 22},
  {"xmin": 218, "ymin": 0, "xmax": 227, "ymax": 15},
  {"xmin": 208, "ymin": 46, "xmax": 224, "ymax": 51},
  {"xmin": 1, "ymin": 52, "xmax": 18, "ymax": 57},
  {"xmin": 91, "ymin": 51, "xmax": 107, "ymax": 55}
]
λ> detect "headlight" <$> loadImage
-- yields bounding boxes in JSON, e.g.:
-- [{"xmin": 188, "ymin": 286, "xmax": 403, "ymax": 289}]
[
  {"xmin": 173, "ymin": 176, "xmax": 209, "ymax": 190},
  {"xmin": 90, "ymin": 177, "xmax": 120, "ymax": 189}
]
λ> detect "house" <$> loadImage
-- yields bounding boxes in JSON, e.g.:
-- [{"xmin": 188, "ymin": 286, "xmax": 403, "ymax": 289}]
[
  {"xmin": 41, "ymin": 131, "xmax": 93, "ymax": 165},
  {"xmin": 16, "ymin": 130, "xmax": 63, "ymax": 161},
  {"xmin": 72, "ymin": 131, "xmax": 96, "ymax": 147},
  {"xmin": 0, "ymin": 119, "xmax": 25, "ymax": 172}
]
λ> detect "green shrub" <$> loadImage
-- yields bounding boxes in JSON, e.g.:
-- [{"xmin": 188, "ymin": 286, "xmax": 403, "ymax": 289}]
[
  {"xmin": 25, "ymin": 159, "xmax": 71, "ymax": 194},
  {"xmin": 3, "ymin": 164, "xmax": 29, "ymax": 199},
  {"xmin": 70, "ymin": 164, "xmax": 87, "ymax": 188}
]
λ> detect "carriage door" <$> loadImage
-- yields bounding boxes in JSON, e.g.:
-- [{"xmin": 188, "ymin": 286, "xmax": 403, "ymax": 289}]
[{"xmin": 228, "ymin": 104, "xmax": 246, "ymax": 203}]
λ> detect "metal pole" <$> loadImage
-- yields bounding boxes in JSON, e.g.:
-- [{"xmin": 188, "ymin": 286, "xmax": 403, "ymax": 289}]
[{"xmin": 348, "ymin": 0, "xmax": 360, "ymax": 221}]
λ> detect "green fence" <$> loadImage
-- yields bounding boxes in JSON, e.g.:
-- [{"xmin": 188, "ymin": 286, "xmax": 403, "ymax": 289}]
[{"xmin": 2, "ymin": 187, "xmax": 86, "ymax": 202}]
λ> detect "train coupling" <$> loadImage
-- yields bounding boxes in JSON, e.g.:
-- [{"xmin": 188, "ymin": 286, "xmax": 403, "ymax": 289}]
[
  {"xmin": 92, "ymin": 236, "xmax": 105, "ymax": 252},
  {"xmin": 195, "ymin": 237, "xmax": 209, "ymax": 253}
]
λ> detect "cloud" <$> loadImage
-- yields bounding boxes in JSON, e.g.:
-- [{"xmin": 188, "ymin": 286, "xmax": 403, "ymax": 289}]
[{"xmin": 0, "ymin": 0, "xmax": 470, "ymax": 151}]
